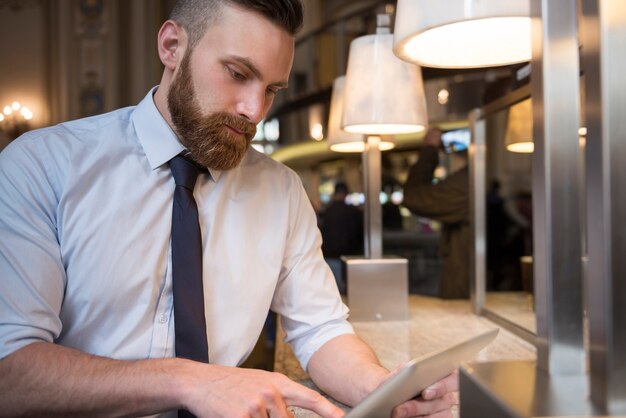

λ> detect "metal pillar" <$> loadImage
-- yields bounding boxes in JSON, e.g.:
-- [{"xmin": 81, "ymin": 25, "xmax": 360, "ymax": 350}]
[
  {"xmin": 581, "ymin": 0, "xmax": 626, "ymax": 413},
  {"xmin": 362, "ymin": 135, "xmax": 383, "ymax": 259},
  {"xmin": 530, "ymin": 0, "xmax": 585, "ymax": 375},
  {"xmin": 345, "ymin": 135, "xmax": 408, "ymax": 322},
  {"xmin": 469, "ymin": 109, "xmax": 487, "ymax": 315}
]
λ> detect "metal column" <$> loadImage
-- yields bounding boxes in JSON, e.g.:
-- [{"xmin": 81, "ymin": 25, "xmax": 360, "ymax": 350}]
[
  {"xmin": 530, "ymin": 0, "xmax": 585, "ymax": 374},
  {"xmin": 581, "ymin": 0, "xmax": 626, "ymax": 413},
  {"xmin": 362, "ymin": 135, "xmax": 383, "ymax": 259},
  {"xmin": 469, "ymin": 110, "xmax": 487, "ymax": 315},
  {"xmin": 346, "ymin": 135, "xmax": 408, "ymax": 322}
]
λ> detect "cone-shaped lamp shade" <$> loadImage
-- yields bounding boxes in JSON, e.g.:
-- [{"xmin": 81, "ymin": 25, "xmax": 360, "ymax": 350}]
[
  {"xmin": 393, "ymin": 0, "xmax": 531, "ymax": 69},
  {"xmin": 342, "ymin": 31, "xmax": 427, "ymax": 135},
  {"xmin": 505, "ymin": 98, "xmax": 533, "ymax": 153},
  {"xmin": 327, "ymin": 76, "xmax": 395, "ymax": 152}
]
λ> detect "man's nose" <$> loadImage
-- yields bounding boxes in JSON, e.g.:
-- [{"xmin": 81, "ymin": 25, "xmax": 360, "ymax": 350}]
[{"xmin": 235, "ymin": 89, "xmax": 266, "ymax": 124}]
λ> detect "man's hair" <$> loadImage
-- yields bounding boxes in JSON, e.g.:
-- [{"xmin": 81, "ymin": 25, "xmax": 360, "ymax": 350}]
[
  {"xmin": 334, "ymin": 181, "xmax": 349, "ymax": 195},
  {"xmin": 169, "ymin": 0, "xmax": 304, "ymax": 49}
]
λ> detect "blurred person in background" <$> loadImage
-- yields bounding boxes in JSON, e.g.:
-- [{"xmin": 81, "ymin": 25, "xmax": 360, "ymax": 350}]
[
  {"xmin": 320, "ymin": 181, "xmax": 364, "ymax": 294},
  {"xmin": 403, "ymin": 128, "xmax": 470, "ymax": 299}
]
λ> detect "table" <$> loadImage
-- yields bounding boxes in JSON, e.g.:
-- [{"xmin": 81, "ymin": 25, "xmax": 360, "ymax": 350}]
[{"xmin": 274, "ymin": 295, "xmax": 536, "ymax": 417}]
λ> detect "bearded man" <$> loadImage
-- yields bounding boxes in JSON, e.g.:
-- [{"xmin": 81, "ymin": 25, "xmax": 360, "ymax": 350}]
[{"xmin": 0, "ymin": 1, "xmax": 457, "ymax": 417}]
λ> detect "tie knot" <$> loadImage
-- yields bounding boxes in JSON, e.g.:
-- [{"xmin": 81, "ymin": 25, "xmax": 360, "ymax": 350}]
[{"xmin": 170, "ymin": 155, "xmax": 199, "ymax": 191}]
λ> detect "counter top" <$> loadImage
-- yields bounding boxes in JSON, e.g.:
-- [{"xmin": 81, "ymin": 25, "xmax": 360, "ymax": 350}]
[{"xmin": 275, "ymin": 295, "xmax": 536, "ymax": 417}]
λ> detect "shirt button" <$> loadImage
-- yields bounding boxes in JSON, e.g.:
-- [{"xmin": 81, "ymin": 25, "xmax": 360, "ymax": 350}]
[{"xmin": 159, "ymin": 315, "xmax": 168, "ymax": 324}]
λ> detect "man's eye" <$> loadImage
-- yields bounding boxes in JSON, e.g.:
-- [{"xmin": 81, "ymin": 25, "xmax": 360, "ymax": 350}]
[
  {"xmin": 266, "ymin": 88, "xmax": 278, "ymax": 96},
  {"xmin": 229, "ymin": 68, "xmax": 246, "ymax": 80}
]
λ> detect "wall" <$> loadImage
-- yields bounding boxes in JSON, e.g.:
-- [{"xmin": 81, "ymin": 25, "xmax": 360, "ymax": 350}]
[
  {"xmin": 0, "ymin": 0, "xmax": 170, "ymax": 147},
  {"xmin": 0, "ymin": 2, "xmax": 50, "ymax": 132}
]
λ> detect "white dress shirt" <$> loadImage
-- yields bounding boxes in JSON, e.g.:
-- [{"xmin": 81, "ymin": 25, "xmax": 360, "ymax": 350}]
[{"xmin": 0, "ymin": 88, "xmax": 353, "ymax": 380}]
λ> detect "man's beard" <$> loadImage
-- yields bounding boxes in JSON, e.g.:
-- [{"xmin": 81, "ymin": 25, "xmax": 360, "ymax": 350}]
[{"xmin": 167, "ymin": 52, "xmax": 257, "ymax": 171}]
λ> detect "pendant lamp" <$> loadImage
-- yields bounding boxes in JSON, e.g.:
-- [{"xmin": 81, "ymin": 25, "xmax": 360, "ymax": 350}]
[
  {"xmin": 505, "ymin": 97, "xmax": 534, "ymax": 153},
  {"xmin": 342, "ymin": 14, "xmax": 428, "ymax": 135},
  {"xmin": 393, "ymin": 0, "xmax": 531, "ymax": 69},
  {"xmin": 332, "ymin": 15, "xmax": 417, "ymax": 322},
  {"xmin": 327, "ymin": 76, "xmax": 394, "ymax": 152}
]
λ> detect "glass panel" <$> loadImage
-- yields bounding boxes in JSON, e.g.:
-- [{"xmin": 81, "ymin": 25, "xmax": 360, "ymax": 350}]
[{"xmin": 483, "ymin": 98, "xmax": 535, "ymax": 334}]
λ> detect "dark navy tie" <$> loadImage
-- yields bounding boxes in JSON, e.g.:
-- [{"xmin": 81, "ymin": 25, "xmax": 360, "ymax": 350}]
[{"xmin": 169, "ymin": 155, "xmax": 209, "ymax": 364}]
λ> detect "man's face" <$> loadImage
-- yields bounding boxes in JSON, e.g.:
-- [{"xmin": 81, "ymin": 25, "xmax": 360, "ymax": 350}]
[
  {"xmin": 167, "ymin": 5, "xmax": 294, "ymax": 170},
  {"xmin": 168, "ymin": 52, "xmax": 257, "ymax": 170}
]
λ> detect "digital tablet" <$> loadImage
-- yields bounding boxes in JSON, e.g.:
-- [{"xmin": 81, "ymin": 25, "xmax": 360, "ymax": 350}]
[{"xmin": 344, "ymin": 328, "xmax": 499, "ymax": 418}]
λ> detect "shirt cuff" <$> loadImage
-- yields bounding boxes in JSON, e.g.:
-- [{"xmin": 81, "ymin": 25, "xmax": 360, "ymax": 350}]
[{"xmin": 288, "ymin": 319, "xmax": 355, "ymax": 372}]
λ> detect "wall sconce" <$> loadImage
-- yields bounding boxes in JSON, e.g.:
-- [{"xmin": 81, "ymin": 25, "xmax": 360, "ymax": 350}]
[
  {"xmin": 393, "ymin": 0, "xmax": 531, "ymax": 68},
  {"xmin": 505, "ymin": 98, "xmax": 534, "ymax": 153},
  {"xmin": 0, "ymin": 101, "xmax": 34, "ymax": 141}
]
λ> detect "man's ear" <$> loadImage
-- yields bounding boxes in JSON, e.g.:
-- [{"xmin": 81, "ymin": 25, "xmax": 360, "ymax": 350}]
[{"xmin": 157, "ymin": 20, "xmax": 186, "ymax": 70}]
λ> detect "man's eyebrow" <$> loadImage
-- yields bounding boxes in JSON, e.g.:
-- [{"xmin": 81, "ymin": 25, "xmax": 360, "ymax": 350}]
[{"xmin": 227, "ymin": 54, "xmax": 289, "ymax": 89}]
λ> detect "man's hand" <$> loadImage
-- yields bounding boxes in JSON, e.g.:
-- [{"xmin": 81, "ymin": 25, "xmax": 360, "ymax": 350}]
[
  {"xmin": 181, "ymin": 362, "xmax": 345, "ymax": 418},
  {"xmin": 306, "ymin": 334, "xmax": 459, "ymax": 418},
  {"xmin": 0, "ymin": 343, "xmax": 345, "ymax": 418},
  {"xmin": 390, "ymin": 371, "xmax": 459, "ymax": 418}
]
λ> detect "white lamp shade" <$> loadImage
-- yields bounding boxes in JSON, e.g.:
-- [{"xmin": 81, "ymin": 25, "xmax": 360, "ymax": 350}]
[
  {"xmin": 393, "ymin": 0, "xmax": 531, "ymax": 69},
  {"xmin": 327, "ymin": 76, "xmax": 394, "ymax": 152},
  {"xmin": 505, "ymin": 97, "xmax": 534, "ymax": 153},
  {"xmin": 342, "ymin": 32, "xmax": 428, "ymax": 135}
]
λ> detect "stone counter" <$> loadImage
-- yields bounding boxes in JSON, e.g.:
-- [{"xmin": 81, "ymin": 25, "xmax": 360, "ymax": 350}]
[{"xmin": 275, "ymin": 295, "xmax": 536, "ymax": 417}]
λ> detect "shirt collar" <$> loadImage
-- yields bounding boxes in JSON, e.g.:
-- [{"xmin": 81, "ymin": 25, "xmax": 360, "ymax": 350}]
[
  {"xmin": 132, "ymin": 86, "xmax": 184, "ymax": 170},
  {"xmin": 131, "ymin": 86, "xmax": 223, "ymax": 182}
]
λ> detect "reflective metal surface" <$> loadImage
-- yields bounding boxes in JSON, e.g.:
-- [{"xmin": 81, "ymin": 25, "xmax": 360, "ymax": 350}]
[
  {"xmin": 344, "ymin": 257, "xmax": 409, "ymax": 321},
  {"xmin": 581, "ymin": 0, "xmax": 626, "ymax": 413},
  {"xmin": 362, "ymin": 136, "xmax": 383, "ymax": 259},
  {"xmin": 470, "ymin": 85, "xmax": 535, "ymax": 344},
  {"xmin": 460, "ymin": 361, "xmax": 598, "ymax": 418},
  {"xmin": 469, "ymin": 109, "xmax": 486, "ymax": 315},
  {"xmin": 530, "ymin": 0, "xmax": 585, "ymax": 375}
]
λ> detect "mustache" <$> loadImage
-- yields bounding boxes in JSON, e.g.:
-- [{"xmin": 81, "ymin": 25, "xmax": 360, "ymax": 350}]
[{"xmin": 213, "ymin": 112, "xmax": 257, "ymax": 138}]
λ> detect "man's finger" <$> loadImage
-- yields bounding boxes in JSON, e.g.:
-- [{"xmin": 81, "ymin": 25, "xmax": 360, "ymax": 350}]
[
  {"xmin": 422, "ymin": 409, "xmax": 454, "ymax": 418},
  {"xmin": 391, "ymin": 392, "xmax": 456, "ymax": 418},
  {"xmin": 263, "ymin": 385, "xmax": 291, "ymax": 418},
  {"xmin": 278, "ymin": 376, "xmax": 344, "ymax": 418},
  {"xmin": 422, "ymin": 370, "xmax": 459, "ymax": 400}
]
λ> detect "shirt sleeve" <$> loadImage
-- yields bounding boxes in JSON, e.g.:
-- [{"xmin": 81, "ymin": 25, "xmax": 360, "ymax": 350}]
[
  {"xmin": 0, "ymin": 138, "xmax": 65, "ymax": 359},
  {"xmin": 270, "ymin": 174, "xmax": 354, "ymax": 371}
]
